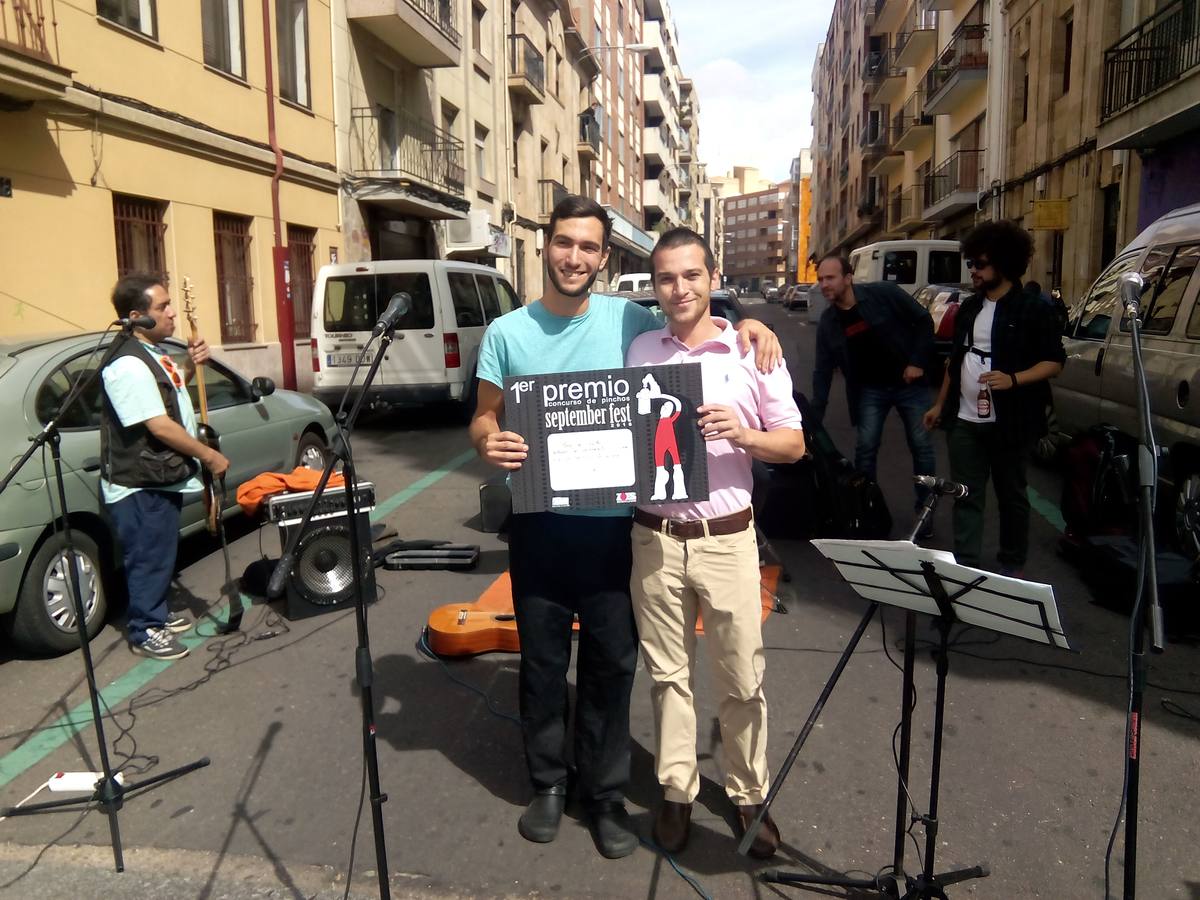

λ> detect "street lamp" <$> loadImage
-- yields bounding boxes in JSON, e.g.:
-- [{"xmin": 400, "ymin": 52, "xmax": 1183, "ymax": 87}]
[{"xmin": 589, "ymin": 42, "xmax": 653, "ymax": 53}]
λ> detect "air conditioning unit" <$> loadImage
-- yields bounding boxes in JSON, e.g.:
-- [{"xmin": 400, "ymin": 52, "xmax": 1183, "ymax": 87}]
[{"xmin": 445, "ymin": 209, "xmax": 491, "ymax": 251}]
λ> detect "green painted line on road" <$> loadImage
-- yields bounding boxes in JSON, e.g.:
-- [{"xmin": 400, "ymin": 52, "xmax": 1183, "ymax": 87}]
[
  {"xmin": 1027, "ymin": 485, "xmax": 1066, "ymax": 534},
  {"xmin": 0, "ymin": 448, "xmax": 481, "ymax": 790}
]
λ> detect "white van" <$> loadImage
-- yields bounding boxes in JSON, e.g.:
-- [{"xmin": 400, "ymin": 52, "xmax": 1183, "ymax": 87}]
[
  {"xmin": 615, "ymin": 272, "xmax": 652, "ymax": 292},
  {"xmin": 848, "ymin": 240, "xmax": 969, "ymax": 295},
  {"xmin": 311, "ymin": 260, "xmax": 521, "ymax": 412}
]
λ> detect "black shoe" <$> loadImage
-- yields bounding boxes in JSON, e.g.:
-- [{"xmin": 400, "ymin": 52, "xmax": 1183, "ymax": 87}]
[
  {"xmin": 518, "ymin": 785, "xmax": 567, "ymax": 843},
  {"xmin": 653, "ymin": 800, "xmax": 692, "ymax": 854},
  {"xmin": 589, "ymin": 801, "xmax": 639, "ymax": 859}
]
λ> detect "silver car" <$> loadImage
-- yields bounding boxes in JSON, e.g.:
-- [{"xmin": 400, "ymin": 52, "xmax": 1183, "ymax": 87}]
[
  {"xmin": 1, "ymin": 334, "xmax": 336, "ymax": 654},
  {"xmin": 1055, "ymin": 202, "xmax": 1200, "ymax": 559}
]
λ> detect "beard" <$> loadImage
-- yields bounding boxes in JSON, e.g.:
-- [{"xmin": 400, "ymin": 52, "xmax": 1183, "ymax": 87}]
[
  {"xmin": 973, "ymin": 272, "xmax": 1004, "ymax": 293},
  {"xmin": 547, "ymin": 264, "xmax": 601, "ymax": 299}
]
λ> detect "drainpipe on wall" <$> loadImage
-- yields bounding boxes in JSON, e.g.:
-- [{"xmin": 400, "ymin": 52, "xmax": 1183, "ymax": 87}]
[{"xmin": 262, "ymin": 0, "xmax": 297, "ymax": 390}]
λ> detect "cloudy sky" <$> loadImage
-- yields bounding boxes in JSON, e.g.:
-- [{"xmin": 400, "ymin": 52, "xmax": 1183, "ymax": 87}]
[{"xmin": 670, "ymin": 0, "xmax": 833, "ymax": 183}]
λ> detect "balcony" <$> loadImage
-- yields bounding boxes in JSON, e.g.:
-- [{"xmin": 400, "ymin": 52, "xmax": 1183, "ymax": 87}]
[
  {"xmin": 680, "ymin": 102, "xmax": 694, "ymax": 127},
  {"xmin": 893, "ymin": 89, "xmax": 934, "ymax": 150},
  {"xmin": 678, "ymin": 167, "xmax": 693, "ymax": 197},
  {"xmin": 678, "ymin": 133, "xmax": 693, "ymax": 162},
  {"xmin": 643, "ymin": 177, "xmax": 672, "ymax": 214},
  {"xmin": 889, "ymin": 186, "xmax": 927, "ymax": 232},
  {"xmin": 894, "ymin": 9, "xmax": 938, "ymax": 69},
  {"xmin": 869, "ymin": 49, "xmax": 907, "ymax": 106},
  {"xmin": 1098, "ymin": 0, "xmax": 1200, "ymax": 149},
  {"xmin": 925, "ymin": 23, "xmax": 989, "ymax": 116},
  {"xmin": 577, "ymin": 115, "xmax": 600, "ymax": 160},
  {"xmin": 0, "ymin": 0, "xmax": 71, "ymax": 101},
  {"xmin": 839, "ymin": 160, "xmax": 850, "ymax": 183},
  {"xmin": 872, "ymin": 0, "xmax": 907, "ymax": 36},
  {"xmin": 860, "ymin": 119, "xmax": 892, "ymax": 160},
  {"xmin": 839, "ymin": 102, "xmax": 851, "ymax": 131},
  {"xmin": 507, "ymin": 34, "xmax": 545, "ymax": 105},
  {"xmin": 350, "ymin": 106, "xmax": 465, "ymax": 200},
  {"xmin": 538, "ymin": 179, "xmax": 568, "ymax": 224},
  {"xmin": 644, "ymin": 122, "xmax": 674, "ymax": 163},
  {"xmin": 644, "ymin": 72, "xmax": 676, "ymax": 114},
  {"xmin": 346, "ymin": 0, "xmax": 461, "ymax": 69},
  {"xmin": 924, "ymin": 150, "xmax": 984, "ymax": 221}
]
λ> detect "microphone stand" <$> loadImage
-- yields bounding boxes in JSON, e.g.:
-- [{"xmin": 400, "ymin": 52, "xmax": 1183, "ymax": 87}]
[
  {"xmin": 1120, "ymin": 288, "xmax": 1166, "ymax": 900},
  {"xmin": 0, "ymin": 327, "xmax": 210, "ymax": 872},
  {"xmin": 270, "ymin": 325, "xmax": 395, "ymax": 899}
]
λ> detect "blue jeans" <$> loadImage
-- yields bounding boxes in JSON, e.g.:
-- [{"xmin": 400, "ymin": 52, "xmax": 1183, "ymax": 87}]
[
  {"xmin": 107, "ymin": 490, "xmax": 183, "ymax": 643},
  {"xmin": 855, "ymin": 384, "xmax": 937, "ymax": 504}
]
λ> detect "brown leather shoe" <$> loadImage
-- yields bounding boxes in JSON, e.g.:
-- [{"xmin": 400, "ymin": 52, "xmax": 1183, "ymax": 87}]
[
  {"xmin": 736, "ymin": 803, "xmax": 781, "ymax": 859},
  {"xmin": 653, "ymin": 800, "xmax": 692, "ymax": 854}
]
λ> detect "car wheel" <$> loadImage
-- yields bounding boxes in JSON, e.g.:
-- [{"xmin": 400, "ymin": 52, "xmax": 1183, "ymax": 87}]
[
  {"xmin": 1174, "ymin": 470, "xmax": 1200, "ymax": 561},
  {"xmin": 295, "ymin": 430, "xmax": 330, "ymax": 470},
  {"xmin": 9, "ymin": 531, "xmax": 108, "ymax": 654}
]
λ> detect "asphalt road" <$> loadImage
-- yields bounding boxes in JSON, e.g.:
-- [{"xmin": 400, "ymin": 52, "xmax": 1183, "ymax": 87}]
[{"xmin": 1, "ymin": 297, "xmax": 1198, "ymax": 899}]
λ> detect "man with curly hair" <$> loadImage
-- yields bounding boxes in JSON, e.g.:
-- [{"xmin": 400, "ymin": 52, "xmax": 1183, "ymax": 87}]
[{"xmin": 922, "ymin": 221, "xmax": 1065, "ymax": 577}]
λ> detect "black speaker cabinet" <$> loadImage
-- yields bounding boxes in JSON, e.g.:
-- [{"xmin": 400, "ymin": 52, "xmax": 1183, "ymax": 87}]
[{"xmin": 276, "ymin": 508, "xmax": 375, "ymax": 620}]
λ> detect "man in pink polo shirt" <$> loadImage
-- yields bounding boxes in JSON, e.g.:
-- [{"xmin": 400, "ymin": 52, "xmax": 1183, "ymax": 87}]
[{"xmin": 626, "ymin": 228, "xmax": 805, "ymax": 858}]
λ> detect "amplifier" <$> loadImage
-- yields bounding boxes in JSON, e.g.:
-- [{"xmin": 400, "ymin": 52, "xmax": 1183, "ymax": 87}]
[{"xmin": 266, "ymin": 482, "xmax": 376, "ymax": 526}]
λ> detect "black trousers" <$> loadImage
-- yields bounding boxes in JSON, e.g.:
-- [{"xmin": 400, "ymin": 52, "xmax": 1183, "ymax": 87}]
[{"xmin": 508, "ymin": 512, "xmax": 637, "ymax": 806}]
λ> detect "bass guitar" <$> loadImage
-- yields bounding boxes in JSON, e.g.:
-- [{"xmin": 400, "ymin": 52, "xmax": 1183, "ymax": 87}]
[{"xmin": 182, "ymin": 277, "xmax": 221, "ymax": 535}]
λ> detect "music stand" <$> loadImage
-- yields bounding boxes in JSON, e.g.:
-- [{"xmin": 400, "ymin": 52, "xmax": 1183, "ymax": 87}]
[{"xmin": 759, "ymin": 540, "xmax": 1070, "ymax": 898}]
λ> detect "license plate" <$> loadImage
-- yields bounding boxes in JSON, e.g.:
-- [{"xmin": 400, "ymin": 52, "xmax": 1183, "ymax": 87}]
[{"xmin": 327, "ymin": 352, "xmax": 358, "ymax": 367}]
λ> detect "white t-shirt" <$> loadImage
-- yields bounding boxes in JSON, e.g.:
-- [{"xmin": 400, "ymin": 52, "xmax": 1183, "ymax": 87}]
[{"xmin": 958, "ymin": 298, "xmax": 998, "ymax": 423}]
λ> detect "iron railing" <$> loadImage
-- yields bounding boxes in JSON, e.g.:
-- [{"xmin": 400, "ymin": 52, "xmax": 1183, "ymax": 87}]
[
  {"xmin": 350, "ymin": 106, "xmax": 465, "ymax": 196},
  {"xmin": 402, "ymin": 0, "xmax": 460, "ymax": 47},
  {"xmin": 538, "ymin": 179, "xmax": 568, "ymax": 220},
  {"xmin": 0, "ymin": 0, "xmax": 60, "ymax": 64},
  {"xmin": 1102, "ymin": 0, "xmax": 1200, "ymax": 120},
  {"xmin": 214, "ymin": 213, "xmax": 257, "ymax": 345},
  {"xmin": 578, "ymin": 114, "xmax": 600, "ymax": 153},
  {"xmin": 860, "ymin": 117, "xmax": 891, "ymax": 153},
  {"xmin": 926, "ymin": 149, "xmax": 984, "ymax": 206},
  {"xmin": 892, "ymin": 89, "xmax": 932, "ymax": 139},
  {"xmin": 891, "ymin": 185, "xmax": 925, "ymax": 228},
  {"xmin": 926, "ymin": 23, "xmax": 989, "ymax": 100},
  {"xmin": 509, "ymin": 33, "xmax": 545, "ymax": 95}
]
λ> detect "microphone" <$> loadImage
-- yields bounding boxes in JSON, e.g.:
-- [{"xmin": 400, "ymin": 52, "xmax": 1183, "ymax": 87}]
[
  {"xmin": 266, "ymin": 551, "xmax": 294, "ymax": 599},
  {"xmin": 114, "ymin": 315, "xmax": 157, "ymax": 330},
  {"xmin": 1119, "ymin": 271, "xmax": 1145, "ymax": 317},
  {"xmin": 372, "ymin": 292, "xmax": 412, "ymax": 337},
  {"xmin": 915, "ymin": 475, "xmax": 969, "ymax": 499}
]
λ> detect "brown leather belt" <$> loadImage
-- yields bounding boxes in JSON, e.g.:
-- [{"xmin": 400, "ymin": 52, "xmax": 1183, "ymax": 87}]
[{"xmin": 633, "ymin": 506, "xmax": 753, "ymax": 540}]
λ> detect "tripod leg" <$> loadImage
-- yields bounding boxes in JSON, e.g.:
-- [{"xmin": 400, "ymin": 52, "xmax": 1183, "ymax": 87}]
[{"xmin": 736, "ymin": 602, "xmax": 879, "ymax": 856}]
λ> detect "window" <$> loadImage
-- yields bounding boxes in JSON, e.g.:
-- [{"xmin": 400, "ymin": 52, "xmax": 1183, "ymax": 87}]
[
  {"xmin": 277, "ymin": 0, "xmax": 309, "ymax": 107},
  {"xmin": 322, "ymin": 273, "xmax": 434, "ymax": 332},
  {"xmin": 35, "ymin": 353, "xmax": 106, "ymax": 429},
  {"xmin": 1070, "ymin": 252, "xmax": 1140, "ymax": 340},
  {"xmin": 448, "ymin": 272, "xmax": 485, "ymax": 327},
  {"xmin": 929, "ymin": 251, "xmax": 962, "ymax": 285},
  {"xmin": 882, "ymin": 250, "xmax": 917, "ymax": 284},
  {"xmin": 1142, "ymin": 244, "xmax": 1200, "ymax": 334},
  {"xmin": 472, "ymin": 2, "xmax": 488, "ymax": 56},
  {"xmin": 113, "ymin": 194, "xmax": 168, "ymax": 283},
  {"xmin": 498, "ymin": 278, "xmax": 521, "ymax": 312},
  {"xmin": 213, "ymin": 212, "xmax": 256, "ymax": 344},
  {"xmin": 476, "ymin": 276, "xmax": 505, "ymax": 322},
  {"xmin": 287, "ymin": 224, "xmax": 316, "ymax": 339},
  {"xmin": 202, "ymin": 0, "xmax": 246, "ymax": 79},
  {"xmin": 474, "ymin": 123, "xmax": 490, "ymax": 181},
  {"xmin": 1014, "ymin": 53, "xmax": 1029, "ymax": 125},
  {"xmin": 172, "ymin": 349, "xmax": 249, "ymax": 411},
  {"xmin": 98, "ymin": 0, "xmax": 156, "ymax": 38},
  {"xmin": 1061, "ymin": 12, "xmax": 1074, "ymax": 95}
]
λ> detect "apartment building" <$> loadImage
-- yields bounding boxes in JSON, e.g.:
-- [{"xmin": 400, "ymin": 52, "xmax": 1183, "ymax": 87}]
[
  {"xmin": 2, "ymin": 0, "xmax": 340, "ymax": 388},
  {"xmin": 723, "ymin": 182, "xmax": 792, "ymax": 294},
  {"xmin": 812, "ymin": 0, "xmax": 1003, "ymax": 259},
  {"xmin": 789, "ymin": 151, "xmax": 818, "ymax": 283},
  {"xmin": 678, "ymin": 76, "xmax": 700, "ymax": 231},
  {"xmin": 1098, "ymin": 0, "xmax": 1200, "ymax": 248},
  {"xmin": 586, "ymin": 0, "xmax": 656, "ymax": 285},
  {"xmin": 640, "ymin": 0, "xmax": 689, "ymax": 236}
]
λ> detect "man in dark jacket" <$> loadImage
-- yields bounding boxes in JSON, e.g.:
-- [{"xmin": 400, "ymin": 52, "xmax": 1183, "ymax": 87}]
[
  {"xmin": 812, "ymin": 254, "xmax": 937, "ymax": 517},
  {"xmin": 922, "ymin": 222, "xmax": 1065, "ymax": 576}
]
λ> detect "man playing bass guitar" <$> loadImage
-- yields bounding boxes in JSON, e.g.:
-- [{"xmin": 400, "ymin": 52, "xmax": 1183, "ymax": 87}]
[{"xmin": 101, "ymin": 274, "xmax": 230, "ymax": 659}]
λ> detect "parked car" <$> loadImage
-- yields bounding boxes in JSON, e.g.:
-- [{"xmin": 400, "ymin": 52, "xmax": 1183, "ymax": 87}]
[
  {"xmin": 0, "ymin": 333, "xmax": 336, "ymax": 654},
  {"xmin": 614, "ymin": 273, "xmax": 653, "ymax": 292},
  {"xmin": 764, "ymin": 285, "xmax": 781, "ymax": 301},
  {"xmin": 849, "ymin": 240, "xmax": 969, "ymax": 295},
  {"xmin": 787, "ymin": 283, "xmax": 814, "ymax": 311},
  {"xmin": 311, "ymin": 260, "xmax": 521, "ymax": 416},
  {"xmin": 913, "ymin": 283, "xmax": 972, "ymax": 354},
  {"xmin": 1055, "ymin": 201, "xmax": 1200, "ymax": 559},
  {"xmin": 622, "ymin": 289, "xmax": 747, "ymax": 326}
]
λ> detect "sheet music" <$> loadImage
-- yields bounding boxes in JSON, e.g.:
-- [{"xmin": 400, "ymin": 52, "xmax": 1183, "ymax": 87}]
[{"xmin": 811, "ymin": 539, "xmax": 1070, "ymax": 650}]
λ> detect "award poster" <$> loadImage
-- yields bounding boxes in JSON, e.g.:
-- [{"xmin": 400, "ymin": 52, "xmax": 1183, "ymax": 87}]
[{"xmin": 505, "ymin": 364, "xmax": 709, "ymax": 514}]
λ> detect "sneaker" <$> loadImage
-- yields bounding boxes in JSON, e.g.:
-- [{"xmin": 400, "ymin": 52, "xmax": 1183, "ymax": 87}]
[
  {"xmin": 163, "ymin": 614, "xmax": 192, "ymax": 634},
  {"xmin": 130, "ymin": 628, "xmax": 189, "ymax": 660}
]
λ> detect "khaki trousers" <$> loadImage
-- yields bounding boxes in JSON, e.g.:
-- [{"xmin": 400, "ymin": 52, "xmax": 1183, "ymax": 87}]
[{"xmin": 630, "ymin": 518, "xmax": 769, "ymax": 805}]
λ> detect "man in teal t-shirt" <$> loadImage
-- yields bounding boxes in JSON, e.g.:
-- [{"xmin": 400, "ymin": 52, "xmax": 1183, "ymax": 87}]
[{"xmin": 470, "ymin": 195, "xmax": 781, "ymax": 859}]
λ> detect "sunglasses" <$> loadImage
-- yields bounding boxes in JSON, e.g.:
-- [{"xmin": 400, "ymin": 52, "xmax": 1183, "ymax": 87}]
[
  {"xmin": 159, "ymin": 355, "xmax": 184, "ymax": 390},
  {"xmin": 965, "ymin": 258, "xmax": 992, "ymax": 271}
]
